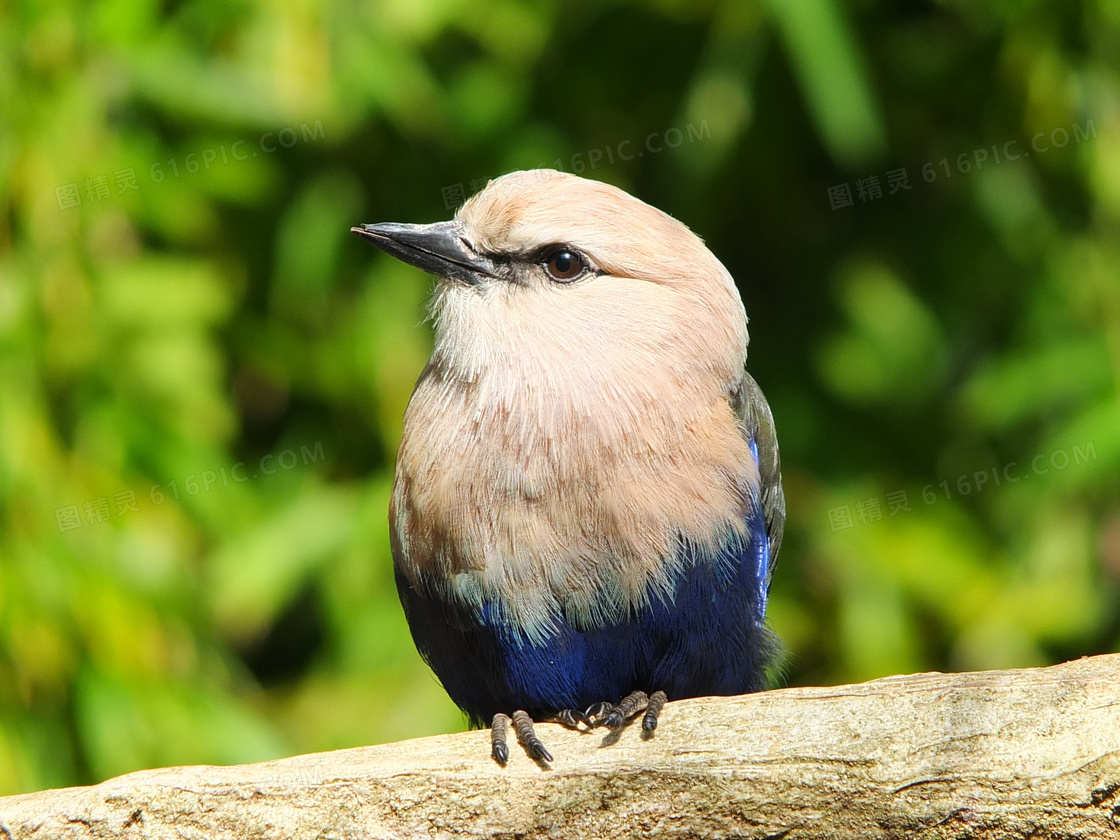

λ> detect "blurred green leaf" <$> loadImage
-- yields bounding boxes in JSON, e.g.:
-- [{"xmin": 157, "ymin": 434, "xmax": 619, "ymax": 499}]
[
  {"xmin": 209, "ymin": 485, "xmax": 357, "ymax": 643},
  {"xmin": 816, "ymin": 259, "xmax": 946, "ymax": 407},
  {"xmin": 75, "ymin": 668, "xmax": 287, "ymax": 781},
  {"xmin": 1, "ymin": 0, "xmax": 1117, "ymax": 799},
  {"xmin": 764, "ymin": 0, "xmax": 886, "ymax": 165},
  {"xmin": 962, "ymin": 338, "xmax": 1113, "ymax": 430}
]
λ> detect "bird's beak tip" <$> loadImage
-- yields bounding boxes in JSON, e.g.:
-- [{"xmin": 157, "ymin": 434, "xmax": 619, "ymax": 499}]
[
  {"xmin": 351, "ymin": 223, "xmax": 385, "ymax": 239},
  {"xmin": 350, "ymin": 220, "xmax": 492, "ymax": 286}
]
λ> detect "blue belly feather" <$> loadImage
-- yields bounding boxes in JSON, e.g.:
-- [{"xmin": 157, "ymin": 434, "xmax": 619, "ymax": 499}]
[{"xmin": 396, "ymin": 492, "xmax": 776, "ymax": 727}]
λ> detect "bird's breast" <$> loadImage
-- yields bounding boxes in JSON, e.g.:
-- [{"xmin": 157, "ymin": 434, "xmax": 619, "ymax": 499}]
[{"xmin": 390, "ymin": 361, "xmax": 758, "ymax": 645}]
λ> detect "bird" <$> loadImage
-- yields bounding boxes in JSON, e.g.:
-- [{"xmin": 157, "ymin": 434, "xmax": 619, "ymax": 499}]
[{"xmin": 352, "ymin": 169, "xmax": 784, "ymax": 765}]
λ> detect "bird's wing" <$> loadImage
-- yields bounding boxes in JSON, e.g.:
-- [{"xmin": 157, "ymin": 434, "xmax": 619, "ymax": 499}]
[{"xmin": 732, "ymin": 370, "xmax": 785, "ymax": 593}]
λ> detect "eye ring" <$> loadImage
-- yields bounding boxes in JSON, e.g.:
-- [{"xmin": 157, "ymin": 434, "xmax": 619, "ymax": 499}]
[{"xmin": 542, "ymin": 248, "xmax": 587, "ymax": 282}]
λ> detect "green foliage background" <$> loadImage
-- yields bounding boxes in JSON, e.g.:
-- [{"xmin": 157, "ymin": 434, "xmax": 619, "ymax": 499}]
[{"xmin": 2, "ymin": 0, "xmax": 1118, "ymax": 795}]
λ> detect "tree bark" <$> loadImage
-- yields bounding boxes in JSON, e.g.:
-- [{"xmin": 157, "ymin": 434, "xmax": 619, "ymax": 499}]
[{"xmin": 2, "ymin": 655, "xmax": 1119, "ymax": 839}]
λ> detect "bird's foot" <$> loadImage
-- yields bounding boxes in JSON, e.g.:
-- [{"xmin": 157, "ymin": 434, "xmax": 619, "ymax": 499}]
[
  {"xmin": 584, "ymin": 701, "xmax": 615, "ymax": 727},
  {"xmin": 602, "ymin": 690, "xmax": 649, "ymax": 730},
  {"xmin": 642, "ymin": 689, "xmax": 667, "ymax": 732},
  {"xmin": 559, "ymin": 690, "xmax": 669, "ymax": 732},
  {"xmin": 554, "ymin": 701, "xmax": 613, "ymax": 730},
  {"xmin": 490, "ymin": 712, "xmax": 511, "ymax": 763},
  {"xmin": 491, "ymin": 711, "xmax": 553, "ymax": 765},
  {"xmin": 493, "ymin": 691, "xmax": 669, "ymax": 765},
  {"xmin": 601, "ymin": 689, "xmax": 668, "ymax": 731}
]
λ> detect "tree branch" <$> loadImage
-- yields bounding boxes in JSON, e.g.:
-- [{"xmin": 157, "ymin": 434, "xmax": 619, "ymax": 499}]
[{"xmin": 3, "ymin": 655, "xmax": 1120, "ymax": 839}]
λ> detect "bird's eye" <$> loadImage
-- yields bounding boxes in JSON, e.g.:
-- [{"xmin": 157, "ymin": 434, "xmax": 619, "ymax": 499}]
[{"xmin": 543, "ymin": 249, "xmax": 586, "ymax": 282}]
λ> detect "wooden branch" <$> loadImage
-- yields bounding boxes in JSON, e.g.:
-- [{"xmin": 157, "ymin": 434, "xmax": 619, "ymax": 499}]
[{"xmin": 3, "ymin": 655, "xmax": 1120, "ymax": 839}]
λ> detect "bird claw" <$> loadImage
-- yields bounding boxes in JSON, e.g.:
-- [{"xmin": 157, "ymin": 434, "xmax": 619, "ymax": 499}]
[
  {"xmin": 595, "ymin": 690, "xmax": 668, "ymax": 732},
  {"xmin": 577, "ymin": 690, "xmax": 668, "ymax": 732},
  {"xmin": 555, "ymin": 701, "xmax": 614, "ymax": 730},
  {"xmin": 513, "ymin": 710, "xmax": 553, "ymax": 762},
  {"xmin": 491, "ymin": 713, "xmax": 511, "ymax": 764},
  {"xmin": 603, "ymin": 690, "xmax": 649, "ymax": 730},
  {"xmin": 642, "ymin": 690, "xmax": 668, "ymax": 732},
  {"xmin": 554, "ymin": 707, "xmax": 590, "ymax": 729},
  {"xmin": 583, "ymin": 701, "xmax": 614, "ymax": 728},
  {"xmin": 491, "ymin": 711, "xmax": 553, "ymax": 764},
  {"xmin": 493, "ymin": 691, "xmax": 668, "ymax": 765}
]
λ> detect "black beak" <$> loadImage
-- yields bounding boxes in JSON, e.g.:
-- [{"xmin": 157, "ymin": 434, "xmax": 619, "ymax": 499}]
[{"xmin": 351, "ymin": 221, "xmax": 498, "ymax": 286}]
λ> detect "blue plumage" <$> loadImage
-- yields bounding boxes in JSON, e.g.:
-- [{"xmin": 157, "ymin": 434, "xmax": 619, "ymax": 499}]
[{"xmin": 396, "ymin": 468, "xmax": 776, "ymax": 728}]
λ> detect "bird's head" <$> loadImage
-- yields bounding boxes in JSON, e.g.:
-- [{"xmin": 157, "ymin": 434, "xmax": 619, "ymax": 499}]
[{"xmin": 353, "ymin": 170, "xmax": 748, "ymax": 409}]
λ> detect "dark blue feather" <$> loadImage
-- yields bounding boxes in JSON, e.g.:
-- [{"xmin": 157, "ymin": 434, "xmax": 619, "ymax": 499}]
[{"xmin": 396, "ymin": 477, "xmax": 777, "ymax": 727}]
